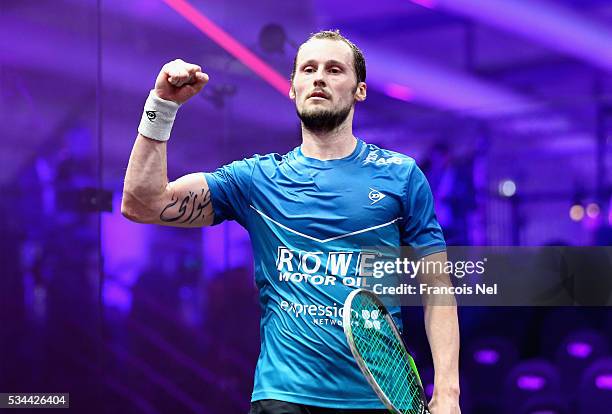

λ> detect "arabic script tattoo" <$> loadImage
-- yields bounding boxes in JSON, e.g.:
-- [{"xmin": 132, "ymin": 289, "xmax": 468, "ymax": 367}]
[{"xmin": 160, "ymin": 188, "xmax": 212, "ymax": 224}]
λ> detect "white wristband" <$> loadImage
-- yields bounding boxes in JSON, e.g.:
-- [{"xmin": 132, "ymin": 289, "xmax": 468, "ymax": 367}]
[{"xmin": 137, "ymin": 90, "xmax": 181, "ymax": 142}]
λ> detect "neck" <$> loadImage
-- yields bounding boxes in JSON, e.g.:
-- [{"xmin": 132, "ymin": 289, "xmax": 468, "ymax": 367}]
[{"xmin": 300, "ymin": 117, "xmax": 357, "ymax": 160}]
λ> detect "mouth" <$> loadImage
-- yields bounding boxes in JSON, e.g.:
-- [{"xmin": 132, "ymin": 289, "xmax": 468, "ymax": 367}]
[{"xmin": 308, "ymin": 90, "xmax": 330, "ymax": 100}]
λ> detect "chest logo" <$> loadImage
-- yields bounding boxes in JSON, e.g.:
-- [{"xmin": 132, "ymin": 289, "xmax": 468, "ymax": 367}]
[
  {"xmin": 363, "ymin": 150, "xmax": 404, "ymax": 166},
  {"xmin": 368, "ymin": 188, "xmax": 386, "ymax": 204}
]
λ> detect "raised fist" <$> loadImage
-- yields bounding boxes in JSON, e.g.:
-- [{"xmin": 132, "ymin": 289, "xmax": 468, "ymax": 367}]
[{"xmin": 154, "ymin": 59, "xmax": 209, "ymax": 104}]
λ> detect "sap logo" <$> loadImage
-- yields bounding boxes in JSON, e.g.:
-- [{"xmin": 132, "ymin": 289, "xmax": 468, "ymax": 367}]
[
  {"xmin": 363, "ymin": 150, "xmax": 403, "ymax": 166},
  {"xmin": 364, "ymin": 151, "xmax": 379, "ymax": 165},
  {"xmin": 376, "ymin": 156, "xmax": 403, "ymax": 166}
]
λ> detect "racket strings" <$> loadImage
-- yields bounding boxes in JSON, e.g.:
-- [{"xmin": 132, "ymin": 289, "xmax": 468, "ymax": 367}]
[
  {"xmin": 363, "ymin": 330, "xmax": 421, "ymax": 413},
  {"xmin": 382, "ymin": 343, "xmax": 420, "ymax": 410},
  {"xmin": 350, "ymin": 296, "xmax": 423, "ymax": 414}
]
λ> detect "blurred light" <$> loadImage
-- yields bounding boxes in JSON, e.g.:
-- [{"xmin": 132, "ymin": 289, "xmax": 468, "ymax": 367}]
[
  {"xmin": 410, "ymin": 0, "xmax": 438, "ymax": 9},
  {"xmin": 596, "ymin": 374, "xmax": 612, "ymax": 390},
  {"xmin": 569, "ymin": 205, "xmax": 584, "ymax": 222},
  {"xmin": 474, "ymin": 349, "xmax": 500, "ymax": 365},
  {"xmin": 416, "ymin": 0, "xmax": 612, "ymax": 73},
  {"xmin": 162, "ymin": 0, "xmax": 290, "ymax": 95},
  {"xmin": 179, "ymin": 286, "xmax": 200, "ymax": 327},
  {"xmin": 102, "ymin": 194, "xmax": 147, "ymax": 284},
  {"xmin": 499, "ymin": 180, "xmax": 516, "ymax": 197},
  {"xmin": 382, "ymin": 83, "xmax": 414, "ymax": 102},
  {"xmin": 566, "ymin": 342, "xmax": 592, "ymax": 359},
  {"xmin": 517, "ymin": 375, "xmax": 546, "ymax": 391},
  {"xmin": 505, "ymin": 115, "xmax": 570, "ymax": 135},
  {"xmin": 586, "ymin": 203, "xmax": 600, "ymax": 218},
  {"xmin": 361, "ymin": 45, "xmax": 540, "ymax": 119},
  {"xmin": 103, "ymin": 280, "xmax": 132, "ymax": 313},
  {"xmin": 33, "ymin": 285, "xmax": 47, "ymax": 322}
]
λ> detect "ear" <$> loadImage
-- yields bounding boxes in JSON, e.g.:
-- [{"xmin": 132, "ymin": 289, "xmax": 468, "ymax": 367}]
[
  {"xmin": 354, "ymin": 82, "xmax": 367, "ymax": 102},
  {"xmin": 289, "ymin": 85, "xmax": 296, "ymax": 100}
]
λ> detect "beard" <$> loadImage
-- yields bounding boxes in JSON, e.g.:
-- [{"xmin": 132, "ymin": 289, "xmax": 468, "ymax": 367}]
[{"xmin": 296, "ymin": 101, "xmax": 353, "ymax": 133}]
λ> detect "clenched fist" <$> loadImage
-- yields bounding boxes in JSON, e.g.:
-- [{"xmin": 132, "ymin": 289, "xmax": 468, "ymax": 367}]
[{"xmin": 154, "ymin": 59, "xmax": 209, "ymax": 105}]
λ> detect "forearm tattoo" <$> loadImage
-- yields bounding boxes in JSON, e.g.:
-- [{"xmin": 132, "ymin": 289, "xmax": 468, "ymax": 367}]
[{"xmin": 160, "ymin": 188, "xmax": 212, "ymax": 224}]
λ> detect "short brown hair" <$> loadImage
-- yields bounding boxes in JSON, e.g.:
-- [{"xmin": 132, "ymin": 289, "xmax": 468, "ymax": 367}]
[{"xmin": 290, "ymin": 30, "xmax": 366, "ymax": 85}]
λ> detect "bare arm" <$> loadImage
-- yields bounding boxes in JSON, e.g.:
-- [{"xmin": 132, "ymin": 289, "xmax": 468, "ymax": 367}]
[
  {"xmin": 122, "ymin": 135, "xmax": 213, "ymax": 227},
  {"xmin": 121, "ymin": 59, "xmax": 213, "ymax": 227},
  {"xmin": 419, "ymin": 251, "xmax": 461, "ymax": 413}
]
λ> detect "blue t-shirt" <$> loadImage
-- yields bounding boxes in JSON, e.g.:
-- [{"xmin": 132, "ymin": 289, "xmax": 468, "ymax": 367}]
[{"xmin": 204, "ymin": 138, "xmax": 445, "ymax": 409}]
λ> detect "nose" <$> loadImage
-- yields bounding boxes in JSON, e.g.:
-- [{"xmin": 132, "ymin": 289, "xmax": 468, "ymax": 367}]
[{"xmin": 313, "ymin": 67, "xmax": 326, "ymax": 87}]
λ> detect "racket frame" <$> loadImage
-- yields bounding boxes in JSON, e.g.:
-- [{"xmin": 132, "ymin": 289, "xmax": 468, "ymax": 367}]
[{"xmin": 343, "ymin": 288, "xmax": 430, "ymax": 414}]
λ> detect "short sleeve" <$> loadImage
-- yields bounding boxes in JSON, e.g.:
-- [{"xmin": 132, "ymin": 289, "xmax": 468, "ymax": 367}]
[
  {"xmin": 400, "ymin": 163, "xmax": 446, "ymax": 257},
  {"xmin": 203, "ymin": 157, "xmax": 257, "ymax": 227}
]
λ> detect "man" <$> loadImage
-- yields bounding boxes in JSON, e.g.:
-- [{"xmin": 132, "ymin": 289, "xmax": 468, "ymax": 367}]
[{"xmin": 122, "ymin": 30, "xmax": 460, "ymax": 414}]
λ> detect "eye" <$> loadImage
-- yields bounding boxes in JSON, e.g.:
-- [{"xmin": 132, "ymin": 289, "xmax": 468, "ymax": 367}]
[
  {"xmin": 329, "ymin": 67, "xmax": 342, "ymax": 74},
  {"xmin": 303, "ymin": 66, "xmax": 315, "ymax": 73}
]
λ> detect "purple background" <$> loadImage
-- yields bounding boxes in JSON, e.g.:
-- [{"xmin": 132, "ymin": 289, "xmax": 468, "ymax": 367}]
[{"xmin": 1, "ymin": 0, "xmax": 611, "ymax": 413}]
